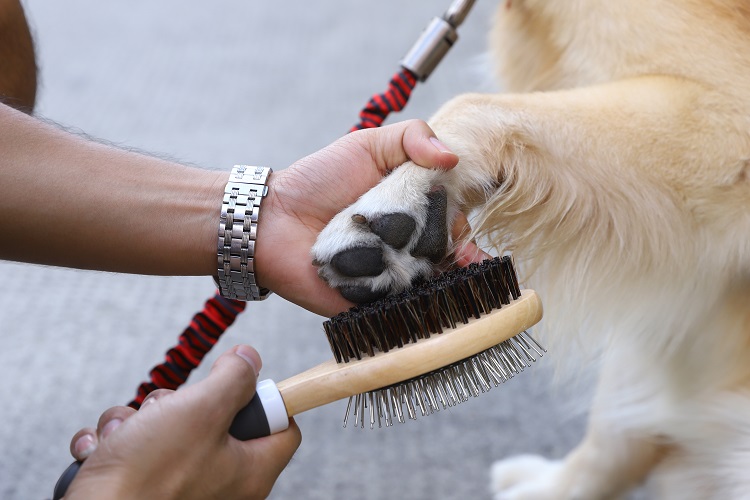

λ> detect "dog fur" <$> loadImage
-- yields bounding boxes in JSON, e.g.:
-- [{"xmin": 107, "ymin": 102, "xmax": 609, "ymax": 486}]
[{"xmin": 312, "ymin": 1, "xmax": 750, "ymax": 498}]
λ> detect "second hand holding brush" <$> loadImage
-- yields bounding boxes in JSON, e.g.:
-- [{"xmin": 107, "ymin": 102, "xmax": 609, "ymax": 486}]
[{"xmin": 54, "ymin": 257, "xmax": 543, "ymax": 498}]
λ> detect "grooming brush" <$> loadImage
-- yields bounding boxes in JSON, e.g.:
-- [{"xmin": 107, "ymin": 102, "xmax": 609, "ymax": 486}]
[
  {"xmin": 323, "ymin": 255, "xmax": 545, "ymax": 428},
  {"xmin": 53, "ymin": 256, "xmax": 543, "ymax": 499}
]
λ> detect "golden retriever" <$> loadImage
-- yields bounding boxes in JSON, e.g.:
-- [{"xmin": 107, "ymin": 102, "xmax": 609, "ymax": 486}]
[{"xmin": 312, "ymin": 1, "xmax": 750, "ymax": 498}]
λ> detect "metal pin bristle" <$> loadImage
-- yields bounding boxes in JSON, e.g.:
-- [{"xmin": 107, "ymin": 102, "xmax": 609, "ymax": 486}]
[{"xmin": 343, "ymin": 331, "xmax": 545, "ymax": 429}]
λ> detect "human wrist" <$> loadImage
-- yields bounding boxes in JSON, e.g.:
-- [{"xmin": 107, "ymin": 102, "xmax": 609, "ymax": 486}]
[{"xmin": 250, "ymin": 170, "xmax": 287, "ymax": 294}]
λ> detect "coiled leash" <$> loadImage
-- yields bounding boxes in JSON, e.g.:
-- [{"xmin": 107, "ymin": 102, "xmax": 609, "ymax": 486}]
[{"xmin": 127, "ymin": 0, "xmax": 476, "ymax": 410}]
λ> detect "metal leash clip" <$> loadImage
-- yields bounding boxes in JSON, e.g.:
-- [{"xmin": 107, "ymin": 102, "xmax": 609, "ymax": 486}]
[{"xmin": 400, "ymin": 0, "xmax": 477, "ymax": 81}]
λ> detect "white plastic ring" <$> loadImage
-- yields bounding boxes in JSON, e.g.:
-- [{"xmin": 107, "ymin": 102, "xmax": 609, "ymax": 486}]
[{"xmin": 256, "ymin": 379, "xmax": 290, "ymax": 434}]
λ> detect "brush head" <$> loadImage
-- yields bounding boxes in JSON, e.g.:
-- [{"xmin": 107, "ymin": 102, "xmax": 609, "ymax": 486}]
[
  {"xmin": 324, "ymin": 256, "xmax": 522, "ymax": 363},
  {"xmin": 320, "ymin": 256, "xmax": 545, "ymax": 429}
]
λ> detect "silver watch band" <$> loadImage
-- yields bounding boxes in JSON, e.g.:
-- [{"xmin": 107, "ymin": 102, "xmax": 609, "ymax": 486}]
[{"xmin": 215, "ymin": 165, "xmax": 273, "ymax": 301}]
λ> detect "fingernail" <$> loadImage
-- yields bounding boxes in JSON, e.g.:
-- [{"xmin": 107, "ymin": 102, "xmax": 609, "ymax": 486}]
[
  {"xmin": 101, "ymin": 418, "xmax": 122, "ymax": 439},
  {"xmin": 141, "ymin": 396, "xmax": 158, "ymax": 408},
  {"xmin": 430, "ymin": 136, "xmax": 454, "ymax": 155},
  {"xmin": 74, "ymin": 434, "xmax": 96, "ymax": 459},
  {"xmin": 235, "ymin": 345, "xmax": 260, "ymax": 375}
]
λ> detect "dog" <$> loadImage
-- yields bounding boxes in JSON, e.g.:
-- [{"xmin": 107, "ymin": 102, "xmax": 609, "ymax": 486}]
[{"xmin": 312, "ymin": 1, "xmax": 750, "ymax": 498}]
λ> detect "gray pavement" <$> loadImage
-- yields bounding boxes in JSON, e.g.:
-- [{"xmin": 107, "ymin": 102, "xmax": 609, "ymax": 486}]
[{"xmin": 1, "ymin": 2, "xmax": 587, "ymax": 499}]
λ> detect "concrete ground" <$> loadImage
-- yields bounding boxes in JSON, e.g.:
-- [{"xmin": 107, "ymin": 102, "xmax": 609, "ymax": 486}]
[{"xmin": 0, "ymin": 2, "xmax": 594, "ymax": 499}]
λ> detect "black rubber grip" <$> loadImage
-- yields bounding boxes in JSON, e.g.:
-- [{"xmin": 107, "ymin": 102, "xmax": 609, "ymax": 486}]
[
  {"xmin": 52, "ymin": 460, "xmax": 82, "ymax": 500},
  {"xmin": 52, "ymin": 393, "xmax": 270, "ymax": 498},
  {"xmin": 228, "ymin": 392, "xmax": 271, "ymax": 440}
]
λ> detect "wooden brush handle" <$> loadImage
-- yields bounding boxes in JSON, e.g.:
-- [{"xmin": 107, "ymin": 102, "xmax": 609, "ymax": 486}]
[
  {"xmin": 53, "ymin": 290, "xmax": 541, "ymax": 499},
  {"xmin": 278, "ymin": 289, "xmax": 542, "ymax": 416},
  {"xmin": 225, "ymin": 290, "xmax": 542, "ymax": 439}
]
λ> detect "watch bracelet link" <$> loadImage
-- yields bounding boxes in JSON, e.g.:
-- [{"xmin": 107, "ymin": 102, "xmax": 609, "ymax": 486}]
[{"xmin": 214, "ymin": 165, "xmax": 273, "ymax": 301}]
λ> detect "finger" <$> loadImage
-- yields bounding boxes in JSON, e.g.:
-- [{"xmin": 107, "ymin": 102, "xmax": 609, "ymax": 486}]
[
  {"xmin": 358, "ymin": 119, "xmax": 459, "ymax": 173},
  {"xmin": 256, "ymin": 418, "xmax": 301, "ymax": 472},
  {"xmin": 454, "ymin": 239, "xmax": 492, "ymax": 267},
  {"xmin": 234, "ymin": 344, "xmax": 262, "ymax": 373},
  {"xmin": 237, "ymin": 418, "xmax": 302, "ymax": 487},
  {"xmin": 401, "ymin": 120, "xmax": 459, "ymax": 170},
  {"xmin": 451, "ymin": 212, "xmax": 492, "ymax": 267},
  {"xmin": 69, "ymin": 427, "xmax": 98, "ymax": 461},
  {"xmin": 96, "ymin": 406, "xmax": 137, "ymax": 440},
  {"xmin": 186, "ymin": 345, "xmax": 261, "ymax": 424}
]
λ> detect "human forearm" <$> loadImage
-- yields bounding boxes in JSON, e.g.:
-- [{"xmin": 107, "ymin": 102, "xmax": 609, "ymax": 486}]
[
  {"xmin": 0, "ymin": 104, "xmax": 224, "ymax": 275},
  {"xmin": 0, "ymin": 110, "xmax": 475, "ymax": 315}
]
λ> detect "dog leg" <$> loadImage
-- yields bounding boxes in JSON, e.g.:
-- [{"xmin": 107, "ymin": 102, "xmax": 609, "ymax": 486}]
[
  {"xmin": 490, "ymin": 423, "xmax": 664, "ymax": 500},
  {"xmin": 424, "ymin": 75, "xmax": 744, "ymax": 264},
  {"xmin": 313, "ymin": 75, "xmax": 740, "ymax": 307},
  {"xmin": 492, "ymin": 353, "xmax": 669, "ymax": 500}
]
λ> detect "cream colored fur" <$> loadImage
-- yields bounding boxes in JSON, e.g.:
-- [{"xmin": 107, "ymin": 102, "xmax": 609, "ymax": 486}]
[{"xmin": 313, "ymin": 1, "xmax": 750, "ymax": 498}]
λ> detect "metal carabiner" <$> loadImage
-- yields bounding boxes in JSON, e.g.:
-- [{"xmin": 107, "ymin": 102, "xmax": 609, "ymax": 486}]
[{"xmin": 400, "ymin": 0, "xmax": 477, "ymax": 81}]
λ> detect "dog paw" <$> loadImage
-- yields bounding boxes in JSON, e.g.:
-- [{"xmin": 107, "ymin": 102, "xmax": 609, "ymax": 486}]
[
  {"xmin": 490, "ymin": 455, "xmax": 565, "ymax": 500},
  {"xmin": 311, "ymin": 166, "xmax": 452, "ymax": 303}
]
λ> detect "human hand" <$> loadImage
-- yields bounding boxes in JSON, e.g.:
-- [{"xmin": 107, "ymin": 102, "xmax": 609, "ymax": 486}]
[
  {"xmin": 255, "ymin": 119, "xmax": 488, "ymax": 316},
  {"xmin": 64, "ymin": 345, "xmax": 300, "ymax": 500}
]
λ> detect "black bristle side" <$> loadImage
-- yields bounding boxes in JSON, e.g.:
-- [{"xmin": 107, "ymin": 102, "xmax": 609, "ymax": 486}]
[
  {"xmin": 416, "ymin": 289, "xmax": 436, "ymax": 337},
  {"xmin": 493, "ymin": 259, "xmax": 511, "ymax": 305},
  {"xmin": 501, "ymin": 255, "xmax": 521, "ymax": 299},
  {"xmin": 422, "ymin": 288, "xmax": 444, "ymax": 335},
  {"xmin": 479, "ymin": 260, "xmax": 502, "ymax": 310},
  {"xmin": 323, "ymin": 257, "xmax": 525, "ymax": 363},
  {"xmin": 464, "ymin": 267, "xmax": 483, "ymax": 319},
  {"xmin": 323, "ymin": 321, "xmax": 342, "ymax": 364},
  {"xmin": 437, "ymin": 283, "xmax": 457, "ymax": 330}
]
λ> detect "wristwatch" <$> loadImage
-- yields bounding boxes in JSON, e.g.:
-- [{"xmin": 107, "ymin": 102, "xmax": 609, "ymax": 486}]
[{"xmin": 214, "ymin": 165, "xmax": 273, "ymax": 301}]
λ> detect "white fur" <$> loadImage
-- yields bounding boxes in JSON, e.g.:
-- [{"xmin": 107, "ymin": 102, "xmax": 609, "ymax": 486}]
[{"xmin": 313, "ymin": 1, "xmax": 750, "ymax": 497}]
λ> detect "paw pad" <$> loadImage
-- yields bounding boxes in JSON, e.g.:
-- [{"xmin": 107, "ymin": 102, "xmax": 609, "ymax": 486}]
[
  {"xmin": 369, "ymin": 213, "xmax": 416, "ymax": 249},
  {"xmin": 312, "ymin": 181, "xmax": 451, "ymax": 304},
  {"xmin": 331, "ymin": 247, "xmax": 385, "ymax": 277},
  {"xmin": 411, "ymin": 187, "xmax": 448, "ymax": 263}
]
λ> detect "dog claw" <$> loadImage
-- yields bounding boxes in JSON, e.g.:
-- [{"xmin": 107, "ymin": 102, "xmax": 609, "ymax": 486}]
[{"xmin": 351, "ymin": 214, "xmax": 368, "ymax": 224}]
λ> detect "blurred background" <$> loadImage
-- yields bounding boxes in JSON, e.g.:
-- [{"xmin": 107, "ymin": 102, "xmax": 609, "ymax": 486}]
[{"xmin": 0, "ymin": 2, "xmax": 588, "ymax": 498}]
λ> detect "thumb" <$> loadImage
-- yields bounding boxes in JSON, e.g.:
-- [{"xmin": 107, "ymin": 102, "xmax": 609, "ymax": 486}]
[
  {"xmin": 358, "ymin": 119, "xmax": 459, "ymax": 173},
  {"xmin": 185, "ymin": 345, "xmax": 262, "ymax": 428},
  {"xmin": 402, "ymin": 120, "xmax": 459, "ymax": 170}
]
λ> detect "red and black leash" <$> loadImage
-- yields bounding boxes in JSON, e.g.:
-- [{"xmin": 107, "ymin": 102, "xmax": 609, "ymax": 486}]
[
  {"xmin": 127, "ymin": 68, "xmax": 420, "ymax": 409},
  {"xmin": 129, "ymin": 294, "xmax": 246, "ymax": 408},
  {"xmin": 349, "ymin": 69, "xmax": 418, "ymax": 133},
  {"xmin": 127, "ymin": 0, "xmax": 474, "ymax": 409}
]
